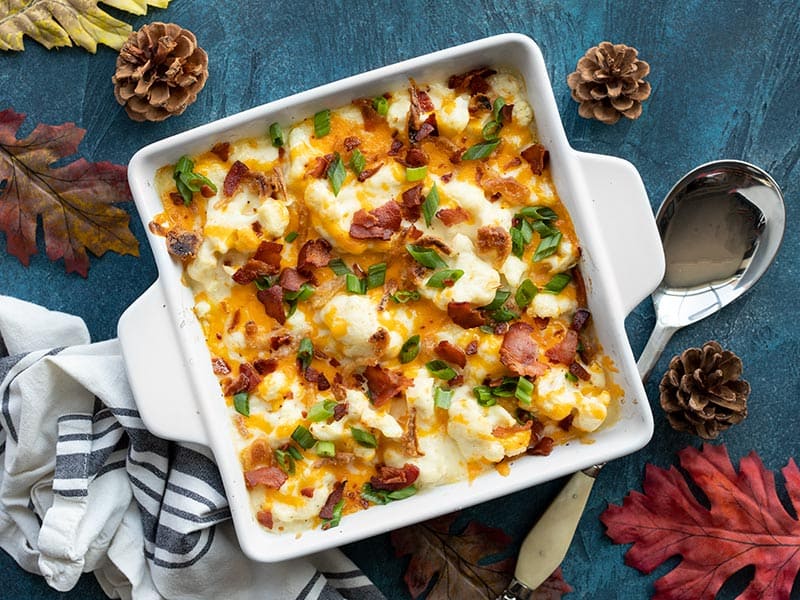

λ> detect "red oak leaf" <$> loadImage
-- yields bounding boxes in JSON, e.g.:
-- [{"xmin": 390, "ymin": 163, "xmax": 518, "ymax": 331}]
[
  {"xmin": 0, "ymin": 108, "xmax": 138, "ymax": 276},
  {"xmin": 601, "ymin": 444, "xmax": 800, "ymax": 600},
  {"xmin": 391, "ymin": 511, "xmax": 572, "ymax": 599}
]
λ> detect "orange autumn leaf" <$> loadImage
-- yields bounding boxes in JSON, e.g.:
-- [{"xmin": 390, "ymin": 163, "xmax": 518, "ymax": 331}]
[
  {"xmin": 0, "ymin": 108, "xmax": 138, "ymax": 276},
  {"xmin": 601, "ymin": 444, "xmax": 800, "ymax": 600}
]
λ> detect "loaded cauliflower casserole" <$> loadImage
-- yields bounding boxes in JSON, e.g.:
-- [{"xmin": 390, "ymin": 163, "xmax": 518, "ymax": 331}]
[{"xmin": 150, "ymin": 67, "xmax": 621, "ymax": 533}]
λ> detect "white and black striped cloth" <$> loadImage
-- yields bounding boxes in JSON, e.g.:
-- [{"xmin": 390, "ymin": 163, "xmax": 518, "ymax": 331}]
[{"xmin": 0, "ymin": 295, "xmax": 385, "ymax": 600}]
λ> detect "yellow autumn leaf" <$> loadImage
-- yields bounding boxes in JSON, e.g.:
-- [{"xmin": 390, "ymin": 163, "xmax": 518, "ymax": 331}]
[{"xmin": 0, "ymin": 0, "xmax": 171, "ymax": 53}]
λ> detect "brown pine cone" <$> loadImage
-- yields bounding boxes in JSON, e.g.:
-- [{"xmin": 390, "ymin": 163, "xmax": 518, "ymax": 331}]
[
  {"xmin": 566, "ymin": 42, "xmax": 651, "ymax": 124},
  {"xmin": 659, "ymin": 341, "xmax": 750, "ymax": 440},
  {"xmin": 113, "ymin": 22, "xmax": 208, "ymax": 122}
]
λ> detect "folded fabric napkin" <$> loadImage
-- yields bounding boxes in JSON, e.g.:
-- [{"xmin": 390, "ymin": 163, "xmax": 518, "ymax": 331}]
[{"xmin": 0, "ymin": 295, "xmax": 385, "ymax": 600}]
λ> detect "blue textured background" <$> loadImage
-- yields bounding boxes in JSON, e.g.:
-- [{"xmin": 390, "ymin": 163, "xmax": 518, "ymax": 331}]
[{"xmin": 1, "ymin": 1, "xmax": 798, "ymax": 598}]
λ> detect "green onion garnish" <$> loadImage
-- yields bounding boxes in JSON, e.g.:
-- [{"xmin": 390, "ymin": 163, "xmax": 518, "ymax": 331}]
[
  {"xmin": 284, "ymin": 231, "xmax": 298, "ymax": 242},
  {"xmin": 433, "ymin": 386, "xmax": 453, "ymax": 409},
  {"xmin": 315, "ymin": 440, "xmax": 336, "ymax": 457},
  {"xmin": 351, "ymin": 427, "xmax": 378, "ymax": 448},
  {"xmin": 366, "ymin": 262, "xmax": 387, "ymax": 289},
  {"xmin": 327, "ymin": 152, "xmax": 346, "ymax": 196},
  {"xmin": 491, "ymin": 377, "xmax": 518, "ymax": 397},
  {"xmin": 322, "ymin": 498, "xmax": 345, "ymax": 528},
  {"xmin": 515, "ymin": 377, "xmax": 534, "ymax": 405},
  {"xmin": 426, "ymin": 269, "xmax": 464, "ymax": 288},
  {"xmin": 173, "ymin": 155, "xmax": 217, "ymax": 205},
  {"xmin": 399, "ymin": 335, "xmax": 421, "ymax": 364},
  {"xmin": 462, "ymin": 139, "xmax": 500, "ymax": 161},
  {"xmin": 373, "ymin": 96, "xmax": 389, "ymax": 116},
  {"xmin": 532, "ymin": 231, "xmax": 562, "ymax": 262},
  {"xmin": 287, "ymin": 445, "xmax": 303, "ymax": 461},
  {"xmin": 565, "ymin": 371, "xmax": 579, "ymax": 383},
  {"xmin": 274, "ymin": 448, "xmax": 295, "ymax": 474},
  {"xmin": 313, "ymin": 109, "xmax": 331, "ymax": 137},
  {"xmin": 406, "ymin": 244, "xmax": 448, "ymax": 269},
  {"xmin": 515, "ymin": 279, "xmax": 538, "ymax": 309},
  {"xmin": 361, "ymin": 482, "xmax": 418, "ymax": 505},
  {"xmin": 291, "ymin": 425, "xmax": 316, "ymax": 449},
  {"xmin": 350, "ymin": 148, "xmax": 366, "ymax": 175},
  {"xmin": 482, "ymin": 289, "xmax": 511, "ymax": 311},
  {"xmin": 269, "ymin": 122, "xmax": 284, "ymax": 147},
  {"xmin": 532, "ymin": 219, "xmax": 559, "ymax": 238},
  {"xmin": 422, "ymin": 184, "xmax": 439, "ymax": 227},
  {"xmin": 346, "ymin": 272, "xmax": 367, "ymax": 294},
  {"xmin": 297, "ymin": 337, "xmax": 314, "ymax": 371},
  {"xmin": 426, "ymin": 360, "xmax": 457, "ymax": 381},
  {"xmin": 482, "ymin": 120, "xmax": 502, "ymax": 141},
  {"xmin": 233, "ymin": 391, "xmax": 250, "ymax": 416},
  {"xmin": 492, "ymin": 97, "xmax": 506, "ymax": 121},
  {"xmin": 328, "ymin": 258, "xmax": 352, "ymax": 276},
  {"xmin": 391, "ymin": 290, "xmax": 421, "ymax": 303},
  {"xmin": 254, "ymin": 276, "xmax": 276, "ymax": 291},
  {"xmin": 308, "ymin": 399, "xmax": 337, "ymax": 422},
  {"xmin": 489, "ymin": 306, "xmax": 518, "ymax": 322},
  {"xmin": 406, "ymin": 165, "xmax": 427, "ymax": 182},
  {"xmin": 284, "ymin": 282, "xmax": 315, "ymax": 302},
  {"xmin": 543, "ymin": 272, "xmax": 572, "ymax": 293},
  {"xmin": 473, "ymin": 386, "xmax": 496, "ymax": 407},
  {"xmin": 519, "ymin": 206, "xmax": 558, "ymax": 221}
]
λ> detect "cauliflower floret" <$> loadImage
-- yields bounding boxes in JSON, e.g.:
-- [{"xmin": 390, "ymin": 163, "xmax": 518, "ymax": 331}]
[
  {"xmin": 271, "ymin": 471, "xmax": 335, "ymax": 528},
  {"xmin": 186, "ymin": 242, "xmax": 232, "ymax": 302},
  {"xmin": 319, "ymin": 295, "xmax": 382, "ymax": 359},
  {"xmin": 447, "ymin": 388, "xmax": 522, "ymax": 463},
  {"xmin": 346, "ymin": 389, "xmax": 404, "ymax": 439},
  {"xmin": 427, "ymin": 82, "xmax": 470, "ymax": 136},
  {"xmin": 286, "ymin": 122, "xmax": 315, "ymax": 182},
  {"xmin": 535, "ymin": 365, "xmax": 611, "ymax": 431},
  {"xmin": 384, "ymin": 432, "xmax": 467, "ymax": 487},
  {"xmin": 500, "ymin": 255, "xmax": 528, "ymax": 288},
  {"xmin": 255, "ymin": 200, "xmax": 290, "ymax": 238},
  {"xmin": 386, "ymin": 95, "xmax": 411, "ymax": 132},
  {"xmin": 530, "ymin": 291, "xmax": 577, "ymax": 318}
]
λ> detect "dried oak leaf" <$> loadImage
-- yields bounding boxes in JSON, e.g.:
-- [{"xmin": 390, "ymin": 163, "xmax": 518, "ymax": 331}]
[
  {"xmin": 0, "ymin": 0, "xmax": 172, "ymax": 53},
  {"xmin": 0, "ymin": 109, "xmax": 138, "ymax": 276},
  {"xmin": 601, "ymin": 444, "xmax": 800, "ymax": 600},
  {"xmin": 391, "ymin": 511, "xmax": 572, "ymax": 599}
]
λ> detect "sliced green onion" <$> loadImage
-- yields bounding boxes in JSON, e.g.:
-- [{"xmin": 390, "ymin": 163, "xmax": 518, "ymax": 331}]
[
  {"xmin": 462, "ymin": 139, "xmax": 500, "ymax": 161},
  {"xmin": 510, "ymin": 226, "xmax": 526, "ymax": 258},
  {"xmin": 328, "ymin": 258, "xmax": 352, "ymax": 276},
  {"xmin": 297, "ymin": 337, "xmax": 314, "ymax": 371},
  {"xmin": 351, "ymin": 427, "xmax": 378, "ymax": 448},
  {"xmin": 284, "ymin": 282, "xmax": 315, "ymax": 302},
  {"xmin": 532, "ymin": 231, "xmax": 562, "ymax": 262},
  {"xmin": 515, "ymin": 377, "xmax": 534, "ymax": 405},
  {"xmin": 482, "ymin": 119, "xmax": 502, "ymax": 141},
  {"xmin": 173, "ymin": 155, "xmax": 217, "ymax": 205},
  {"xmin": 515, "ymin": 279, "xmax": 538, "ymax": 309},
  {"xmin": 254, "ymin": 276, "xmax": 276, "ymax": 291},
  {"xmin": 284, "ymin": 231, "xmax": 298, "ymax": 243},
  {"xmin": 490, "ymin": 377, "xmax": 518, "ymax": 397},
  {"xmin": 391, "ymin": 290, "xmax": 421, "ymax": 303},
  {"xmin": 492, "ymin": 97, "xmax": 506, "ymax": 122},
  {"xmin": 422, "ymin": 184, "xmax": 439, "ymax": 228},
  {"xmin": 489, "ymin": 306, "xmax": 518, "ymax": 322},
  {"xmin": 175, "ymin": 155, "xmax": 192, "ymax": 174},
  {"xmin": 350, "ymin": 148, "xmax": 366, "ymax": 175},
  {"xmin": 565, "ymin": 372, "xmax": 579, "ymax": 383},
  {"xmin": 315, "ymin": 440, "xmax": 336, "ymax": 457},
  {"xmin": 543, "ymin": 272, "xmax": 572, "ymax": 293},
  {"xmin": 532, "ymin": 220, "xmax": 559, "ymax": 238},
  {"xmin": 387, "ymin": 486, "xmax": 418, "ymax": 500},
  {"xmin": 406, "ymin": 165, "xmax": 427, "ymax": 182},
  {"xmin": 361, "ymin": 482, "xmax": 417, "ymax": 505},
  {"xmin": 308, "ymin": 399, "xmax": 337, "ymax": 422},
  {"xmin": 233, "ymin": 392, "xmax": 250, "ymax": 416},
  {"xmin": 313, "ymin": 109, "xmax": 331, "ymax": 137},
  {"xmin": 366, "ymin": 262, "xmax": 387, "ymax": 289},
  {"xmin": 433, "ymin": 386, "xmax": 453, "ymax": 410},
  {"xmin": 482, "ymin": 289, "xmax": 511, "ymax": 311},
  {"xmin": 406, "ymin": 244, "xmax": 448, "ymax": 269},
  {"xmin": 399, "ymin": 335, "xmax": 421, "ymax": 364},
  {"xmin": 274, "ymin": 448, "xmax": 295, "ymax": 474},
  {"xmin": 287, "ymin": 445, "xmax": 303, "ymax": 461},
  {"xmin": 426, "ymin": 360, "xmax": 457, "ymax": 381},
  {"xmin": 519, "ymin": 206, "xmax": 558, "ymax": 221},
  {"xmin": 345, "ymin": 272, "xmax": 366, "ymax": 294},
  {"xmin": 269, "ymin": 122, "xmax": 284, "ymax": 147},
  {"xmin": 473, "ymin": 386, "xmax": 496, "ymax": 407},
  {"xmin": 426, "ymin": 269, "xmax": 464, "ymax": 288},
  {"xmin": 322, "ymin": 498, "xmax": 345, "ymax": 529},
  {"xmin": 373, "ymin": 96, "xmax": 389, "ymax": 116},
  {"xmin": 291, "ymin": 425, "xmax": 316, "ymax": 449},
  {"xmin": 479, "ymin": 325, "xmax": 496, "ymax": 334},
  {"xmin": 327, "ymin": 152, "xmax": 346, "ymax": 196}
]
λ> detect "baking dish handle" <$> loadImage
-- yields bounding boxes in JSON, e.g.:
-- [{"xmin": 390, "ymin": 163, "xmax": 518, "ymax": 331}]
[
  {"xmin": 575, "ymin": 151, "xmax": 665, "ymax": 315},
  {"xmin": 118, "ymin": 281, "xmax": 210, "ymax": 447}
]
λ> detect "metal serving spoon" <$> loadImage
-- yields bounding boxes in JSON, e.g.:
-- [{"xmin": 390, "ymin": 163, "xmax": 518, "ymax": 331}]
[{"xmin": 499, "ymin": 160, "xmax": 785, "ymax": 600}]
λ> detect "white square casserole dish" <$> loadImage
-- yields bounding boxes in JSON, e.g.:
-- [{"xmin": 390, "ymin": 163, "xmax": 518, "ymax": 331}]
[{"xmin": 119, "ymin": 33, "xmax": 664, "ymax": 562}]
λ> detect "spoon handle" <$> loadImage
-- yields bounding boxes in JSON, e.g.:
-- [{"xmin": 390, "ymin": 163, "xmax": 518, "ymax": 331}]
[{"xmin": 636, "ymin": 321, "xmax": 678, "ymax": 384}]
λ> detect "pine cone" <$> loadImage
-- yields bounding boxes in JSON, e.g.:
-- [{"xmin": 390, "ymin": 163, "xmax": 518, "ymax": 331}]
[
  {"xmin": 566, "ymin": 42, "xmax": 651, "ymax": 124},
  {"xmin": 113, "ymin": 22, "xmax": 208, "ymax": 122},
  {"xmin": 659, "ymin": 341, "xmax": 750, "ymax": 440}
]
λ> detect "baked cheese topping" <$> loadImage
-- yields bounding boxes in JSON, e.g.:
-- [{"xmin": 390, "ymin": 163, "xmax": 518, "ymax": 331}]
[{"xmin": 150, "ymin": 67, "xmax": 622, "ymax": 534}]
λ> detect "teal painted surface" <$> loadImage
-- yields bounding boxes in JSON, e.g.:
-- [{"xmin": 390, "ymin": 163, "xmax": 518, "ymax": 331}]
[{"xmin": 0, "ymin": 1, "xmax": 798, "ymax": 598}]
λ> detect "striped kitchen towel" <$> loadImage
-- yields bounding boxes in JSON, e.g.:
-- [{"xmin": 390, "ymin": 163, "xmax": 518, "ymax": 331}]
[{"xmin": 0, "ymin": 295, "xmax": 385, "ymax": 600}]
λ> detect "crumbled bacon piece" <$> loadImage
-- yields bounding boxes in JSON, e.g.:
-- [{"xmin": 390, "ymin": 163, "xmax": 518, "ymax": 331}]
[
  {"xmin": 270, "ymin": 334, "xmax": 292, "ymax": 350},
  {"xmin": 222, "ymin": 362, "xmax": 262, "ymax": 396},
  {"xmin": 297, "ymin": 238, "xmax": 332, "ymax": 274},
  {"xmin": 521, "ymin": 144, "xmax": 549, "ymax": 175},
  {"xmin": 434, "ymin": 340, "xmax": 467, "ymax": 368},
  {"xmin": 357, "ymin": 163, "xmax": 383, "ymax": 182},
  {"xmin": 571, "ymin": 308, "xmax": 591, "ymax": 331},
  {"xmin": 244, "ymin": 320, "xmax": 258, "ymax": 336},
  {"xmin": 504, "ymin": 157, "xmax": 522, "ymax": 171},
  {"xmin": 476, "ymin": 226, "xmax": 511, "ymax": 262},
  {"xmin": 527, "ymin": 436, "xmax": 554, "ymax": 456},
  {"xmin": 232, "ymin": 259, "xmax": 278, "ymax": 284},
  {"xmin": 558, "ymin": 413, "xmax": 575, "ymax": 431},
  {"xmin": 478, "ymin": 171, "xmax": 529, "ymax": 204},
  {"xmin": 447, "ymin": 301, "xmax": 486, "ymax": 329},
  {"xmin": 166, "ymin": 229, "xmax": 201, "ymax": 261},
  {"xmin": 569, "ymin": 361, "xmax": 591, "ymax": 382},
  {"xmin": 200, "ymin": 184, "xmax": 215, "ymax": 198},
  {"xmin": 403, "ymin": 148, "xmax": 429, "ymax": 167},
  {"xmin": 500, "ymin": 322, "xmax": 547, "ymax": 377},
  {"xmin": 148, "ymin": 220, "xmax": 168, "ymax": 237},
  {"xmin": 211, "ymin": 357, "xmax": 230, "ymax": 375},
  {"xmin": 465, "ymin": 340, "xmax": 478, "ymax": 356},
  {"xmin": 499, "ymin": 103, "xmax": 514, "ymax": 124},
  {"xmin": 388, "ymin": 139, "xmax": 404, "ymax": 156},
  {"xmin": 440, "ymin": 172, "xmax": 453, "ymax": 183},
  {"xmin": 307, "ymin": 154, "xmax": 334, "ymax": 179},
  {"xmin": 349, "ymin": 201, "xmax": 402, "ymax": 240},
  {"xmin": 256, "ymin": 510, "xmax": 273, "ymax": 528},
  {"xmin": 304, "ymin": 367, "xmax": 331, "ymax": 391},
  {"xmin": 244, "ymin": 466, "xmax": 287, "ymax": 489},
  {"xmin": 253, "ymin": 240, "xmax": 283, "ymax": 272},
  {"xmin": 413, "ymin": 113, "xmax": 439, "ymax": 143},
  {"xmin": 370, "ymin": 463, "xmax": 420, "ymax": 491},
  {"xmin": 545, "ymin": 330, "xmax": 579, "ymax": 365},
  {"xmin": 363, "ymin": 365, "xmax": 412, "ymax": 406},
  {"xmin": 401, "ymin": 408, "xmax": 424, "ymax": 457},
  {"xmin": 211, "ymin": 142, "xmax": 231, "ymax": 162},
  {"xmin": 320, "ymin": 481, "xmax": 346, "ymax": 520},
  {"xmin": 533, "ymin": 316, "xmax": 550, "ymax": 330},
  {"xmin": 333, "ymin": 402, "xmax": 348, "ymax": 421},
  {"xmin": 223, "ymin": 160, "xmax": 250, "ymax": 196},
  {"xmin": 343, "ymin": 136, "xmax": 361, "ymax": 151},
  {"xmin": 353, "ymin": 97, "xmax": 384, "ymax": 131},
  {"xmin": 400, "ymin": 184, "xmax": 424, "ymax": 221},
  {"xmin": 492, "ymin": 420, "xmax": 533, "ymax": 438},
  {"xmin": 417, "ymin": 90, "xmax": 434, "ymax": 112},
  {"xmin": 448, "ymin": 67, "xmax": 497, "ymax": 95},
  {"xmin": 279, "ymin": 267, "xmax": 309, "ymax": 292},
  {"xmin": 300, "ymin": 487, "xmax": 315, "ymax": 498},
  {"xmin": 436, "ymin": 206, "xmax": 470, "ymax": 226},
  {"xmin": 256, "ymin": 285, "xmax": 286, "ymax": 324},
  {"xmin": 468, "ymin": 94, "xmax": 493, "ymax": 114},
  {"xmin": 253, "ymin": 358, "xmax": 278, "ymax": 376}
]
